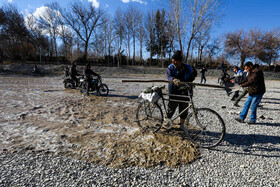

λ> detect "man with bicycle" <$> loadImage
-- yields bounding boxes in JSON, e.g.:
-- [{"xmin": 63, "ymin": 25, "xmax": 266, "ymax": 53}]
[{"xmin": 166, "ymin": 50, "xmax": 196, "ymax": 128}]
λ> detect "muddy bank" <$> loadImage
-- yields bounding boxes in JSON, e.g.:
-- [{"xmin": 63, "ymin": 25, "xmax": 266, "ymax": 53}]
[{"xmin": 0, "ymin": 75, "xmax": 199, "ymax": 168}]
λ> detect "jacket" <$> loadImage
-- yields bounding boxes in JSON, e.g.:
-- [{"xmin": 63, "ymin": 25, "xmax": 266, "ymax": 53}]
[
  {"xmin": 240, "ymin": 67, "xmax": 266, "ymax": 95},
  {"xmin": 233, "ymin": 69, "xmax": 243, "ymax": 84},
  {"xmin": 167, "ymin": 63, "xmax": 194, "ymax": 94}
]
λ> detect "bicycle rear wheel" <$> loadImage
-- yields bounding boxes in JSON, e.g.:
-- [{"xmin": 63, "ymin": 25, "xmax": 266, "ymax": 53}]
[
  {"xmin": 135, "ymin": 100, "xmax": 163, "ymax": 133},
  {"xmin": 183, "ymin": 108, "xmax": 225, "ymax": 148}
]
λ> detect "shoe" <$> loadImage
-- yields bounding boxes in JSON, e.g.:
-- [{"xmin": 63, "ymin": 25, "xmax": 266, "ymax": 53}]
[
  {"xmin": 233, "ymin": 103, "xmax": 240, "ymax": 107},
  {"xmin": 235, "ymin": 117, "xmax": 245, "ymax": 123},
  {"xmin": 247, "ymin": 121, "xmax": 256, "ymax": 124},
  {"xmin": 231, "ymin": 98, "xmax": 236, "ymax": 101},
  {"xmin": 162, "ymin": 118, "xmax": 173, "ymax": 130}
]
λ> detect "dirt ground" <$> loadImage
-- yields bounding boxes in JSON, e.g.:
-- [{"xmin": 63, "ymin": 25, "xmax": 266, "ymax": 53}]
[
  {"xmin": 0, "ymin": 72, "xmax": 201, "ymax": 168},
  {"xmin": 0, "ymin": 67, "xmax": 279, "ymax": 168}
]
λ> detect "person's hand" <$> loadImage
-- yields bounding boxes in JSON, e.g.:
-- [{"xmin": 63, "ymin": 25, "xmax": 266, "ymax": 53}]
[{"xmin": 173, "ymin": 78, "xmax": 180, "ymax": 86}]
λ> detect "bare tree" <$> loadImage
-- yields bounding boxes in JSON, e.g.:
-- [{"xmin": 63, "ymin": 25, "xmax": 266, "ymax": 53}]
[
  {"xmin": 224, "ymin": 30, "xmax": 251, "ymax": 68},
  {"xmin": 205, "ymin": 37, "xmax": 220, "ymax": 65},
  {"xmin": 168, "ymin": 0, "xmax": 188, "ymax": 53},
  {"xmin": 37, "ymin": 2, "xmax": 62, "ymax": 58},
  {"xmin": 255, "ymin": 29, "xmax": 280, "ymax": 66},
  {"xmin": 114, "ymin": 8, "xmax": 126, "ymax": 67},
  {"xmin": 25, "ymin": 13, "xmax": 49, "ymax": 62},
  {"xmin": 124, "ymin": 6, "xmax": 133, "ymax": 64},
  {"xmin": 194, "ymin": 23, "xmax": 211, "ymax": 63},
  {"xmin": 145, "ymin": 10, "xmax": 156, "ymax": 65},
  {"xmin": 92, "ymin": 14, "xmax": 115, "ymax": 65},
  {"xmin": 62, "ymin": 1, "xmax": 105, "ymax": 63},
  {"xmin": 186, "ymin": 0, "xmax": 223, "ymax": 61},
  {"xmin": 137, "ymin": 10, "xmax": 146, "ymax": 65},
  {"xmin": 0, "ymin": 4, "xmax": 33, "ymax": 60}
]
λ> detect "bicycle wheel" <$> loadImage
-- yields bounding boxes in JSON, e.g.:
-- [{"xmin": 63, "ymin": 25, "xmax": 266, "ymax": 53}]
[
  {"xmin": 97, "ymin": 84, "xmax": 109, "ymax": 96},
  {"xmin": 135, "ymin": 100, "xmax": 163, "ymax": 133},
  {"xmin": 183, "ymin": 108, "xmax": 225, "ymax": 148}
]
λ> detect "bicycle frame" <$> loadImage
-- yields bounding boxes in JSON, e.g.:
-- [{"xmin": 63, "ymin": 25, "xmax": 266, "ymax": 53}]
[{"xmin": 157, "ymin": 86, "xmax": 200, "ymax": 128}]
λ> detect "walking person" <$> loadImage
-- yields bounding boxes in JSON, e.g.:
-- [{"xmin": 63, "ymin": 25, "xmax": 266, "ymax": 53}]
[
  {"xmin": 200, "ymin": 66, "xmax": 207, "ymax": 84},
  {"xmin": 165, "ymin": 50, "xmax": 196, "ymax": 128},
  {"xmin": 235, "ymin": 61, "xmax": 266, "ymax": 124}
]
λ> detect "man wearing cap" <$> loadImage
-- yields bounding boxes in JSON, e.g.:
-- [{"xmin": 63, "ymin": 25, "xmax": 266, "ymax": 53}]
[
  {"xmin": 235, "ymin": 61, "xmax": 266, "ymax": 124},
  {"xmin": 166, "ymin": 50, "xmax": 196, "ymax": 128}
]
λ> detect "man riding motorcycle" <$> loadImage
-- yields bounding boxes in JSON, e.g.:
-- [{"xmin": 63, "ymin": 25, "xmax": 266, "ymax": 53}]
[
  {"xmin": 84, "ymin": 63, "xmax": 100, "ymax": 95},
  {"xmin": 70, "ymin": 64, "xmax": 80, "ymax": 87}
]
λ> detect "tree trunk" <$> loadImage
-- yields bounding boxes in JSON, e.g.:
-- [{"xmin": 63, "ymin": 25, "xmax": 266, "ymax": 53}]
[{"xmin": 186, "ymin": 38, "xmax": 193, "ymax": 62}]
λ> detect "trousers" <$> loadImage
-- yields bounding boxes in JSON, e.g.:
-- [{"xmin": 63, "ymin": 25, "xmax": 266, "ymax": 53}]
[{"xmin": 240, "ymin": 94, "xmax": 263, "ymax": 122}]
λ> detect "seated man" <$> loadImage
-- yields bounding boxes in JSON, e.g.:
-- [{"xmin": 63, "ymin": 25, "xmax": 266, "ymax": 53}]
[
  {"xmin": 84, "ymin": 63, "xmax": 100, "ymax": 95},
  {"xmin": 70, "ymin": 64, "xmax": 80, "ymax": 87}
]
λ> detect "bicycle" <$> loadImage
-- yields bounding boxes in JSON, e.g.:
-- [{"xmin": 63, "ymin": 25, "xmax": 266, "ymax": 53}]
[{"xmin": 135, "ymin": 84, "xmax": 226, "ymax": 148}]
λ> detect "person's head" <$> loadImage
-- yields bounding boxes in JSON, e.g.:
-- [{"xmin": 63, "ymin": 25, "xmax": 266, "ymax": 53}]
[
  {"xmin": 253, "ymin": 64, "xmax": 260, "ymax": 69},
  {"xmin": 233, "ymin": 66, "xmax": 239, "ymax": 72},
  {"xmin": 172, "ymin": 50, "xmax": 183, "ymax": 68},
  {"xmin": 244, "ymin": 61, "xmax": 254, "ymax": 72},
  {"xmin": 86, "ymin": 63, "xmax": 91, "ymax": 69}
]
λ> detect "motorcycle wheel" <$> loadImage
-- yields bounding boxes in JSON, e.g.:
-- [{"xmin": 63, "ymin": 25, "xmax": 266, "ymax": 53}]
[
  {"xmin": 80, "ymin": 81, "xmax": 88, "ymax": 93},
  {"xmin": 97, "ymin": 84, "xmax": 109, "ymax": 96},
  {"xmin": 64, "ymin": 80, "xmax": 74, "ymax": 89}
]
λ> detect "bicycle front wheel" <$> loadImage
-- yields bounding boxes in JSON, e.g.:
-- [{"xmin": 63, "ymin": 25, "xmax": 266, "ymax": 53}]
[
  {"xmin": 183, "ymin": 108, "xmax": 226, "ymax": 148},
  {"xmin": 135, "ymin": 100, "xmax": 163, "ymax": 133}
]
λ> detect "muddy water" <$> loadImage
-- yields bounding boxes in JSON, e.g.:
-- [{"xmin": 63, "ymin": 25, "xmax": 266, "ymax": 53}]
[{"xmin": 0, "ymin": 75, "xmax": 199, "ymax": 168}]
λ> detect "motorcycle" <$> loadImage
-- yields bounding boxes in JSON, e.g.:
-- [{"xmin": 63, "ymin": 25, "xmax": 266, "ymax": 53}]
[
  {"xmin": 63, "ymin": 67, "xmax": 84, "ymax": 89},
  {"xmin": 79, "ymin": 76, "xmax": 109, "ymax": 96},
  {"xmin": 218, "ymin": 70, "xmax": 231, "ymax": 87},
  {"xmin": 63, "ymin": 76, "xmax": 84, "ymax": 89}
]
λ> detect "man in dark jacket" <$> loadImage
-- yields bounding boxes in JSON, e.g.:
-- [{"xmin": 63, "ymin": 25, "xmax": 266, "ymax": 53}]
[
  {"xmin": 166, "ymin": 50, "xmax": 196, "ymax": 128},
  {"xmin": 84, "ymin": 63, "xmax": 100, "ymax": 95},
  {"xmin": 70, "ymin": 64, "xmax": 80, "ymax": 87},
  {"xmin": 235, "ymin": 61, "xmax": 266, "ymax": 124}
]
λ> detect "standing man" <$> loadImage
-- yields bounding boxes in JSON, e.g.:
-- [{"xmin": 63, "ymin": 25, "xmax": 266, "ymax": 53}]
[
  {"xmin": 235, "ymin": 61, "xmax": 266, "ymax": 124},
  {"xmin": 166, "ymin": 50, "xmax": 196, "ymax": 128},
  {"xmin": 200, "ymin": 66, "xmax": 207, "ymax": 84}
]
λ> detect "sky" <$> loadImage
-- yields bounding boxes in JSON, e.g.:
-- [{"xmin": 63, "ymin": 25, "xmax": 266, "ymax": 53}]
[{"xmin": 1, "ymin": 0, "xmax": 280, "ymax": 37}]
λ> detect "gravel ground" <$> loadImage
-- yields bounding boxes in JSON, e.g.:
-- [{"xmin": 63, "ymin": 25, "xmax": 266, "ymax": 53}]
[{"xmin": 0, "ymin": 65, "xmax": 279, "ymax": 186}]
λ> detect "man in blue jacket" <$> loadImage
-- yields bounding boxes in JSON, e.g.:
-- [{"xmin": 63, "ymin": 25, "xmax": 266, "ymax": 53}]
[
  {"xmin": 230, "ymin": 66, "xmax": 243, "ymax": 101},
  {"xmin": 166, "ymin": 50, "xmax": 196, "ymax": 128}
]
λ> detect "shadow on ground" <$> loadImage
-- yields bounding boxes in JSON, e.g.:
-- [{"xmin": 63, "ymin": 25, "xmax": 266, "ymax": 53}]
[{"xmin": 212, "ymin": 132, "xmax": 280, "ymax": 158}]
